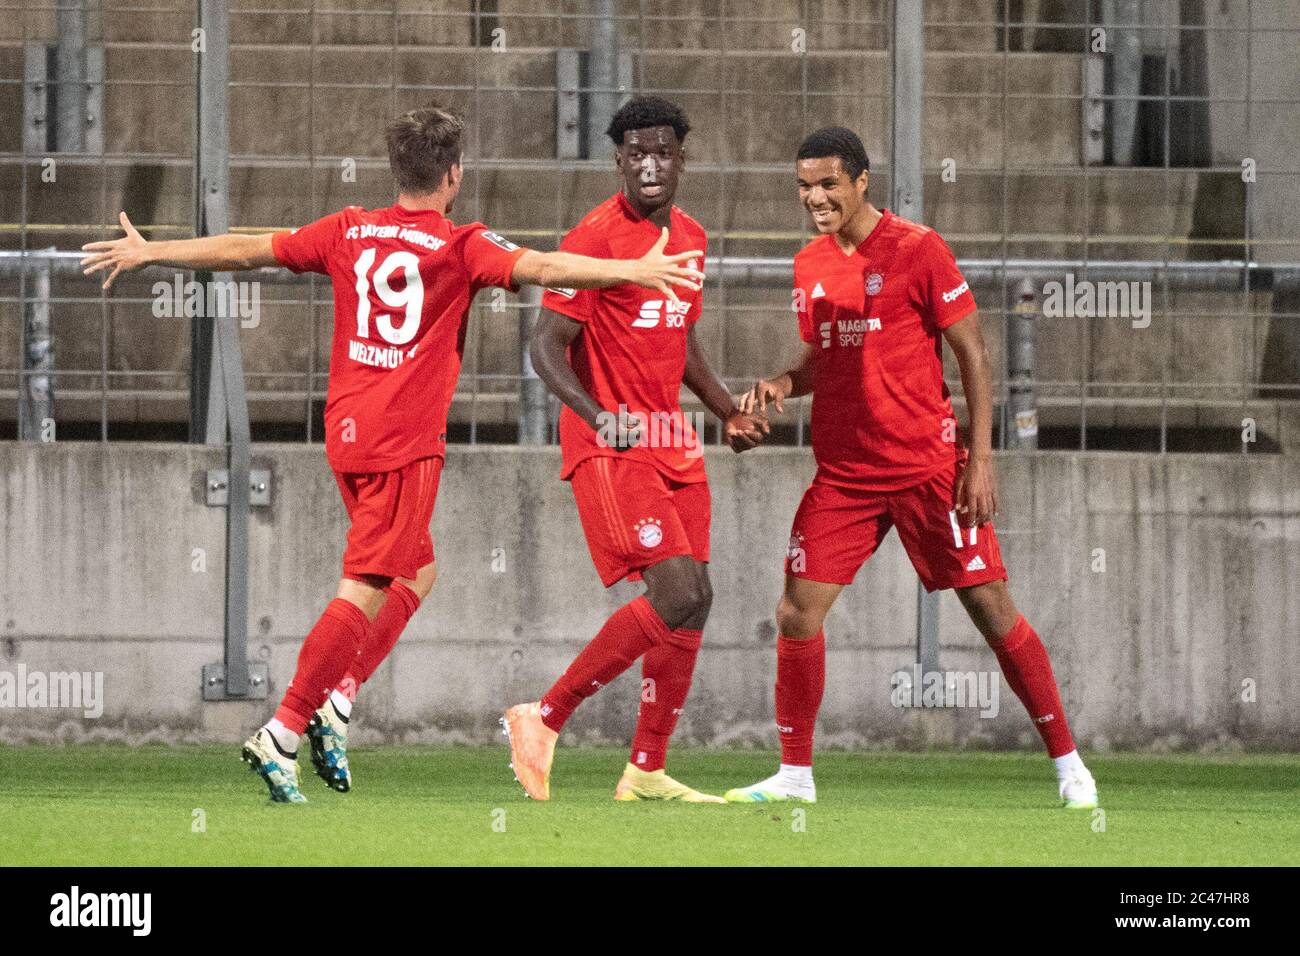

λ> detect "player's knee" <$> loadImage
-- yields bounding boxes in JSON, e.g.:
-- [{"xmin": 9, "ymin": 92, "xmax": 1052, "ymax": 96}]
[
  {"xmin": 405, "ymin": 563, "xmax": 437, "ymax": 601},
  {"xmin": 647, "ymin": 575, "xmax": 708, "ymax": 629},
  {"xmin": 775, "ymin": 594, "xmax": 822, "ymax": 639},
  {"xmin": 693, "ymin": 574, "xmax": 713, "ymax": 619},
  {"xmin": 670, "ymin": 582, "xmax": 710, "ymax": 625},
  {"xmin": 339, "ymin": 574, "xmax": 391, "ymax": 621},
  {"xmin": 956, "ymin": 581, "xmax": 1017, "ymax": 644}
]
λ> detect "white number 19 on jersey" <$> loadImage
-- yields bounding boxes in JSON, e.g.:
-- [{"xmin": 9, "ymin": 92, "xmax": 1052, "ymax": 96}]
[{"xmin": 353, "ymin": 249, "xmax": 424, "ymax": 346}]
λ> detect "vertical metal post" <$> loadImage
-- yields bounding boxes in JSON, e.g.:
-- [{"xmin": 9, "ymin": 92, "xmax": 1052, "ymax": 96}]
[
  {"xmin": 1104, "ymin": 0, "xmax": 1141, "ymax": 166},
  {"xmin": 53, "ymin": 0, "xmax": 87, "ymax": 154},
  {"xmin": 518, "ymin": 286, "xmax": 550, "ymax": 444},
  {"xmin": 195, "ymin": 0, "xmax": 250, "ymax": 698},
  {"xmin": 890, "ymin": 0, "xmax": 924, "ymax": 223},
  {"xmin": 556, "ymin": 48, "xmax": 582, "ymax": 160},
  {"xmin": 916, "ymin": 581, "xmax": 941, "ymax": 676},
  {"xmin": 21, "ymin": 2, "xmax": 89, "ymax": 434},
  {"xmin": 193, "ymin": 0, "xmax": 229, "ymax": 447},
  {"xmin": 586, "ymin": 0, "xmax": 620, "ymax": 157},
  {"xmin": 216, "ymin": 281, "xmax": 252, "ymax": 698},
  {"xmin": 1006, "ymin": 278, "xmax": 1039, "ymax": 449},
  {"xmin": 892, "ymin": 0, "xmax": 937, "ymax": 669},
  {"xmin": 18, "ymin": 250, "xmax": 54, "ymax": 440}
]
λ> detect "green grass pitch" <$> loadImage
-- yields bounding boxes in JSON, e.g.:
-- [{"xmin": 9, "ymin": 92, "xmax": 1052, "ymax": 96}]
[{"xmin": 2, "ymin": 745, "xmax": 1297, "ymax": 866}]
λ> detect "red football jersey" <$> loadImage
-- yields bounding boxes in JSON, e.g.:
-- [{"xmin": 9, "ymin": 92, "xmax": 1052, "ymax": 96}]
[
  {"xmin": 795, "ymin": 209, "xmax": 978, "ymax": 491},
  {"xmin": 541, "ymin": 192, "xmax": 708, "ymax": 484},
  {"xmin": 272, "ymin": 205, "xmax": 526, "ymax": 473}
]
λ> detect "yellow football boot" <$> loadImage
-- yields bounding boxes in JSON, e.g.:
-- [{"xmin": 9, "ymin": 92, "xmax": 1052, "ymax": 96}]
[{"xmin": 613, "ymin": 762, "xmax": 726, "ymax": 803}]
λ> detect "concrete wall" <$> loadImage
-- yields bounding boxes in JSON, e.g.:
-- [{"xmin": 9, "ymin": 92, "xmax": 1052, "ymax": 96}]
[{"xmin": 1, "ymin": 442, "xmax": 1296, "ymax": 751}]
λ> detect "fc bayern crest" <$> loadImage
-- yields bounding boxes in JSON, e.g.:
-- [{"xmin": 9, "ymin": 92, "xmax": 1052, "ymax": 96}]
[
  {"xmin": 865, "ymin": 272, "xmax": 884, "ymax": 296},
  {"xmin": 635, "ymin": 518, "xmax": 663, "ymax": 548}
]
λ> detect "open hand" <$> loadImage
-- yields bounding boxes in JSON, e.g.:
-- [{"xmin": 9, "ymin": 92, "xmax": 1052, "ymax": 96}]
[
  {"xmin": 738, "ymin": 377, "xmax": 788, "ymax": 416},
  {"xmin": 80, "ymin": 212, "xmax": 150, "ymax": 290},
  {"xmin": 629, "ymin": 227, "xmax": 704, "ymax": 305}
]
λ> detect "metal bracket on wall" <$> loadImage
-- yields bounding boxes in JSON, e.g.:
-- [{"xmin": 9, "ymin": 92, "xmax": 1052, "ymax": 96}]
[
  {"xmin": 201, "ymin": 662, "xmax": 270, "ymax": 701},
  {"xmin": 1082, "ymin": 53, "xmax": 1106, "ymax": 166},
  {"xmin": 204, "ymin": 468, "xmax": 272, "ymax": 507},
  {"xmin": 23, "ymin": 43, "xmax": 104, "ymax": 155},
  {"xmin": 555, "ymin": 48, "xmax": 634, "ymax": 159}
]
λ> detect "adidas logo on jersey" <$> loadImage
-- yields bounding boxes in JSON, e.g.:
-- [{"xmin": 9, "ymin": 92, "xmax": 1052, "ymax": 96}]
[
  {"xmin": 811, "ymin": 282, "xmax": 826, "ymax": 299},
  {"xmin": 965, "ymin": 555, "xmax": 986, "ymax": 572}
]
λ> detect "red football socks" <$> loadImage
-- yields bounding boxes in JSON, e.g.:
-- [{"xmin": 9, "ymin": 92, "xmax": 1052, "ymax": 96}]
[
  {"xmin": 540, "ymin": 595, "xmax": 669, "ymax": 733},
  {"xmin": 337, "ymin": 581, "xmax": 420, "ymax": 699},
  {"xmin": 630, "ymin": 627, "xmax": 702, "ymax": 771},
  {"xmin": 776, "ymin": 630, "xmax": 826, "ymax": 766},
  {"xmin": 992, "ymin": 615, "xmax": 1076, "ymax": 758},
  {"xmin": 274, "ymin": 598, "xmax": 370, "ymax": 734}
]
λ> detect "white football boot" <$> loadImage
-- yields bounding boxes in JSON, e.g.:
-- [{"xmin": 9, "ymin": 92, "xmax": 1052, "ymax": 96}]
[
  {"xmin": 1059, "ymin": 765, "xmax": 1099, "ymax": 810},
  {"xmin": 241, "ymin": 727, "xmax": 308, "ymax": 803},
  {"xmin": 724, "ymin": 767, "xmax": 817, "ymax": 804},
  {"xmin": 307, "ymin": 698, "xmax": 352, "ymax": 793}
]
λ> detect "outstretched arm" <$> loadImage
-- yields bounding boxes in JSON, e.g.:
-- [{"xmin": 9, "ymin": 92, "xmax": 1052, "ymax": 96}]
[
  {"xmin": 942, "ymin": 310, "xmax": 999, "ymax": 527},
  {"xmin": 81, "ymin": 212, "xmax": 278, "ymax": 289},
  {"xmin": 512, "ymin": 227, "xmax": 702, "ymax": 302},
  {"xmin": 682, "ymin": 326, "xmax": 768, "ymax": 452}
]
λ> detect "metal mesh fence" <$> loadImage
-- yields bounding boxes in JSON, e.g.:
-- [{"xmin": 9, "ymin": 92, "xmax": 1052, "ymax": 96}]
[{"xmin": 1, "ymin": 0, "xmax": 1296, "ymax": 451}]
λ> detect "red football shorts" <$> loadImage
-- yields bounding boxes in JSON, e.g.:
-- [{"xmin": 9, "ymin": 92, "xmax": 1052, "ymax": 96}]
[
  {"xmin": 785, "ymin": 461, "xmax": 1008, "ymax": 591},
  {"xmin": 569, "ymin": 456, "xmax": 711, "ymax": 587},
  {"xmin": 333, "ymin": 455, "xmax": 443, "ymax": 581}
]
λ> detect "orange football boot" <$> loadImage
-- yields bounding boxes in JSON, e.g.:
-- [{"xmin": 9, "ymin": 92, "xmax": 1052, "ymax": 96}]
[{"xmin": 502, "ymin": 702, "xmax": 558, "ymax": 800}]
